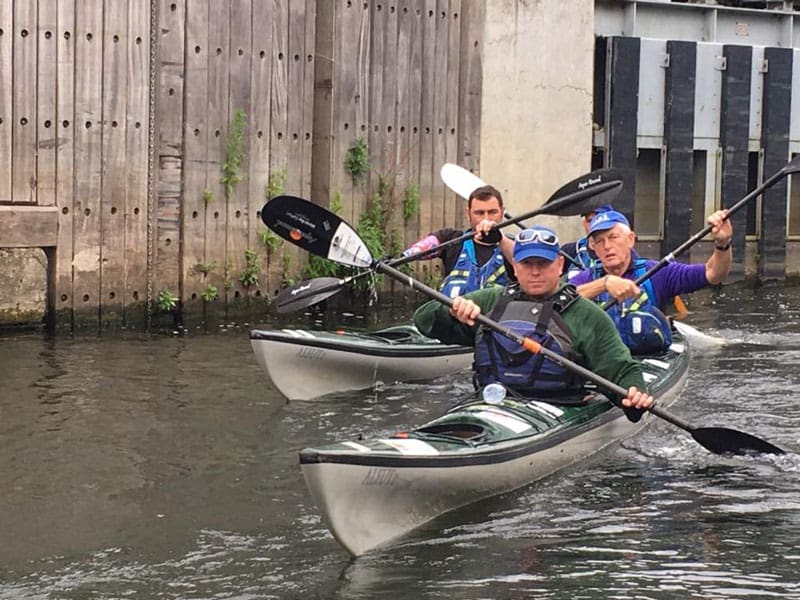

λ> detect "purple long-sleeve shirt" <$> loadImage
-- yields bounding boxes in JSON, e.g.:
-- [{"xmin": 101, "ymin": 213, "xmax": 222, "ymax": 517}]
[{"xmin": 568, "ymin": 250, "xmax": 709, "ymax": 311}]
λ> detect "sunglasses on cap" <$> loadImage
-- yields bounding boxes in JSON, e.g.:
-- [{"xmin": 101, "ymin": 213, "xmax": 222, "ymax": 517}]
[{"xmin": 515, "ymin": 228, "xmax": 559, "ymax": 246}]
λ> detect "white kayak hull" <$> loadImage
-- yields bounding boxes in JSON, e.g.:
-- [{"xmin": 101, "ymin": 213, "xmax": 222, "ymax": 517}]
[
  {"xmin": 250, "ymin": 324, "xmax": 472, "ymax": 400},
  {"xmin": 299, "ymin": 336, "xmax": 690, "ymax": 555}
]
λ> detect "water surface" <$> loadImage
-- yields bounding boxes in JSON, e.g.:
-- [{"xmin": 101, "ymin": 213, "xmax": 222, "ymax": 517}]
[{"xmin": 1, "ymin": 284, "xmax": 800, "ymax": 599}]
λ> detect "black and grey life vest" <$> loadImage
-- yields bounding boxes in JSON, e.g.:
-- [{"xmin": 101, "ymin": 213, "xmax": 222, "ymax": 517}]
[{"xmin": 473, "ymin": 284, "xmax": 584, "ymax": 399}]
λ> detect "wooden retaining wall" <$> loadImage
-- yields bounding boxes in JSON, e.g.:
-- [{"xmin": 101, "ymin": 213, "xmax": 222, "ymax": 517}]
[{"xmin": 0, "ymin": 0, "xmax": 482, "ymax": 329}]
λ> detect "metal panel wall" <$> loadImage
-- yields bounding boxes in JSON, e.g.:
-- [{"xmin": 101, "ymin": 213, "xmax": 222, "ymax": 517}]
[
  {"xmin": 606, "ymin": 36, "xmax": 640, "ymax": 223},
  {"xmin": 662, "ymin": 40, "xmax": 696, "ymax": 258},
  {"xmin": 759, "ymin": 47, "xmax": 793, "ymax": 280},
  {"xmin": 720, "ymin": 44, "xmax": 752, "ymax": 280}
]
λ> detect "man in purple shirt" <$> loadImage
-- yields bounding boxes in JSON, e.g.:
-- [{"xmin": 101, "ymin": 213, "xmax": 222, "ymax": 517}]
[
  {"xmin": 569, "ymin": 209, "xmax": 732, "ymax": 310},
  {"xmin": 568, "ymin": 209, "xmax": 732, "ymax": 354}
]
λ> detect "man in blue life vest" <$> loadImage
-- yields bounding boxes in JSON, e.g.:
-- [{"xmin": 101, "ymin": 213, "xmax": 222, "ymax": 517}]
[
  {"xmin": 560, "ymin": 203, "xmax": 614, "ymax": 278},
  {"xmin": 414, "ymin": 226, "xmax": 655, "ymax": 418},
  {"xmin": 401, "ymin": 185, "xmax": 513, "ymax": 298},
  {"xmin": 569, "ymin": 209, "xmax": 733, "ymax": 355}
]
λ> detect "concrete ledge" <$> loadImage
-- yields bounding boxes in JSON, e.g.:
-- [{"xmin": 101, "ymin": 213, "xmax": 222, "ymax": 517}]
[{"xmin": 0, "ymin": 205, "xmax": 59, "ymax": 248}]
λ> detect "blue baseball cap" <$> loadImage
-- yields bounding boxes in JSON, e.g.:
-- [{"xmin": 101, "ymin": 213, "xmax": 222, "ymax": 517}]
[
  {"xmin": 581, "ymin": 204, "xmax": 614, "ymax": 218},
  {"xmin": 513, "ymin": 226, "xmax": 560, "ymax": 262},
  {"xmin": 588, "ymin": 210, "xmax": 630, "ymax": 235}
]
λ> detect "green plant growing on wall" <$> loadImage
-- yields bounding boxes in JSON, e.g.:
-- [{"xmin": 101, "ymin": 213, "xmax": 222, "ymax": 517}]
[
  {"xmin": 156, "ymin": 289, "xmax": 178, "ymax": 312},
  {"xmin": 403, "ymin": 182, "xmax": 420, "ymax": 222},
  {"xmin": 202, "ymin": 189, "xmax": 214, "ymax": 205},
  {"xmin": 201, "ymin": 284, "xmax": 219, "ymax": 302},
  {"xmin": 281, "ymin": 254, "xmax": 296, "ymax": 288},
  {"xmin": 223, "ymin": 259, "xmax": 233, "ymax": 292},
  {"xmin": 221, "ymin": 109, "xmax": 247, "ymax": 199},
  {"xmin": 260, "ymin": 228, "xmax": 283, "ymax": 255},
  {"xmin": 344, "ymin": 136, "xmax": 370, "ymax": 183},
  {"xmin": 193, "ymin": 261, "xmax": 216, "ymax": 277},
  {"xmin": 239, "ymin": 248, "xmax": 261, "ymax": 289},
  {"xmin": 265, "ymin": 165, "xmax": 287, "ymax": 200}
]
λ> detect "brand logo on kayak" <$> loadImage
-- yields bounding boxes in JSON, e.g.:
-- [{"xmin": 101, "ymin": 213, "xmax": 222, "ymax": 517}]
[
  {"xmin": 297, "ymin": 347, "xmax": 325, "ymax": 360},
  {"xmin": 362, "ymin": 468, "xmax": 398, "ymax": 487}
]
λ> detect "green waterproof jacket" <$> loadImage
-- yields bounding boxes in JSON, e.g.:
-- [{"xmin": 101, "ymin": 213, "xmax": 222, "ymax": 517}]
[{"xmin": 413, "ymin": 283, "xmax": 647, "ymax": 412}]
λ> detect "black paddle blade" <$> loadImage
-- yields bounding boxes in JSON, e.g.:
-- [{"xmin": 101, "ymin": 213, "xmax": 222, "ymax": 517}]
[
  {"xmin": 261, "ymin": 195, "xmax": 373, "ymax": 268},
  {"xmin": 692, "ymin": 426, "xmax": 786, "ymax": 456},
  {"xmin": 274, "ymin": 277, "xmax": 346, "ymax": 313},
  {"xmin": 539, "ymin": 179, "xmax": 623, "ymax": 218},
  {"xmin": 543, "ymin": 168, "xmax": 623, "ymax": 216},
  {"xmin": 784, "ymin": 154, "xmax": 800, "ymax": 174}
]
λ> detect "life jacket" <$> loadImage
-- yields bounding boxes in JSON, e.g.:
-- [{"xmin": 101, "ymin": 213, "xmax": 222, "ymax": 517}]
[
  {"xmin": 440, "ymin": 238, "xmax": 508, "ymax": 298},
  {"xmin": 473, "ymin": 284, "xmax": 584, "ymax": 400},
  {"xmin": 566, "ymin": 236, "xmax": 594, "ymax": 280},
  {"xmin": 591, "ymin": 259, "xmax": 672, "ymax": 355}
]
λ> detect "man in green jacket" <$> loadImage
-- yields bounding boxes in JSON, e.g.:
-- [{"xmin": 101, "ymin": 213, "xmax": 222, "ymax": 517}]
[{"xmin": 414, "ymin": 225, "xmax": 654, "ymax": 417}]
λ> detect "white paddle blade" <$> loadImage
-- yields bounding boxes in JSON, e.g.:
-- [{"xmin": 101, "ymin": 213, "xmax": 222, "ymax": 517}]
[
  {"xmin": 440, "ymin": 163, "xmax": 488, "ymax": 200},
  {"xmin": 329, "ymin": 221, "xmax": 373, "ymax": 268}
]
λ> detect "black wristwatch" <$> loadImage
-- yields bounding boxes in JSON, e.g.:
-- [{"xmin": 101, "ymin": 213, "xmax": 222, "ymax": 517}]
[{"xmin": 714, "ymin": 241, "xmax": 731, "ymax": 251}]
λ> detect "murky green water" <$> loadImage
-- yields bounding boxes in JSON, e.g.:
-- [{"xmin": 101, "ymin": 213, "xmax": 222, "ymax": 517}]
[{"xmin": 1, "ymin": 283, "xmax": 800, "ymax": 599}]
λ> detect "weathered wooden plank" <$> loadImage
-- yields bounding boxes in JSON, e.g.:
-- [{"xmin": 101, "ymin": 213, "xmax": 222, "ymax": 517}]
[
  {"xmin": 457, "ymin": 0, "xmax": 483, "ymax": 175},
  {"xmin": 0, "ymin": 206, "xmax": 58, "ymax": 247},
  {"xmin": 205, "ymin": 0, "xmax": 230, "ymax": 300},
  {"xmin": 100, "ymin": 0, "xmax": 130, "ymax": 323},
  {"xmin": 333, "ymin": 1, "xmax": 363, "ymax": 224},
  {"xmin": 381, "ymin": 1, "xmax": 401, "ymax": 256},
  {"xmin": 155, "ymin": 0, "xmax": 185, "ymax": 305},
  {"xmin": 271, "ymin": 0, "xmax": 299, "ymax": 282},
  {"xmin": 249, "ymin": 0, "xmax": 276, "ymax": 289},
  {"xmin": 182, "ymin": 0, "xmax": 211, "ymax": 309},
  {"xmin": 418, "ymin": 0, "xmax": 437, "ymax": 261},
  {"xmin": 431, "ymin": 0, "xmax": 449, "ymax": 230},
  {"xmin": 443, "ymin": 0, "xmax": 461, "ymax": 228},
  {"xmin": 404, "ymin": 3, "xmax": 424, "ymax": 256},
  {"xmin": 227, "ymin": 0, "xmax": 252, "ymax": 301},
  {"xmin": 72, "ymin": 0, "xmax": 104, "ymax": 321},
  {"xmin": 300, "ymin": 0, "xmax": 315, "ymax": 200},
  {"xmin": 310, "ymin": 0, "xmax": 333, "ymax": 212},
  {"xmin": 54, "ymin": 0, "xmax": 75, "ymax": 319},
  {"xmin": 394, "ymin": 2, "xmax": 413, "ymax": 250},
  {"xmin": 124, "ymin": 0, "xmax": 150, "ymax": 322},
  {"xmin": 12, "ymin": 0, "xmax": 37, "ymax": 203},
  {"xmin": 0, "ymin": 0, "xmax": 11, "ymax": 203},
  {"xmin": 368, "ymin": 0, "xmax": 386, "ymax": 215},
  {"xmin": 287, "ymin": 0, "xmax": 305, "ymax": 193},
  {"xmin": 37, "ymin": 0, "xmax": 58, "ymax": 207}
]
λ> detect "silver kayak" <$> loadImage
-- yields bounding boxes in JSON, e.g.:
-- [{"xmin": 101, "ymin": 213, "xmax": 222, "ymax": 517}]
[
  {"xmin": 250, "ymin": 324, "xmax": 472, "ymax": 400},
  {"xmin": 299, "ymin": 333, "xmax": 690, "ymax": 555}
]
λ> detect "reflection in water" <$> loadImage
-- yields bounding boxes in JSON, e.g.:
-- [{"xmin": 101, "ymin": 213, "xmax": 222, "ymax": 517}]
[{"xmin": 1, "ymin": 283, "xmax": 800, "ymax": 598}]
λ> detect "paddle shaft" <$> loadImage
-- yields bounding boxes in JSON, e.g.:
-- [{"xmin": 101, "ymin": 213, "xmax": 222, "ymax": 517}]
[
  {"xmin": 601, "ymin": 159, "xmax": 797, "ymax": 310},
  {"xmin": 418, "ymin": 179, "xmax": 623, "ymax": 260}
]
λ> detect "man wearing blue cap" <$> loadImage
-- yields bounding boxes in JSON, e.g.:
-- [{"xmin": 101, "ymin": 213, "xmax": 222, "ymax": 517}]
[
  {"xmin": 414, "ymin": 226, "xmax": 654, "ymax": 418},
  {"xmin": 569, "ymin": 208, "xmax": 732, "ymax": 354},
  {"xmin": 560, "ymin": 204, "xmax": 614, "ymax": 278}
]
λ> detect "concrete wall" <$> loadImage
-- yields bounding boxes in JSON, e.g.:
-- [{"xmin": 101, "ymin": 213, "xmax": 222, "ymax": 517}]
[
  {"xmin": 0, "ymin": 249, "xmax": 48, "ymax": 328},
  {"xmin": 480, "ymin": 0, "xmax": 595, "ymax": 243}
]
